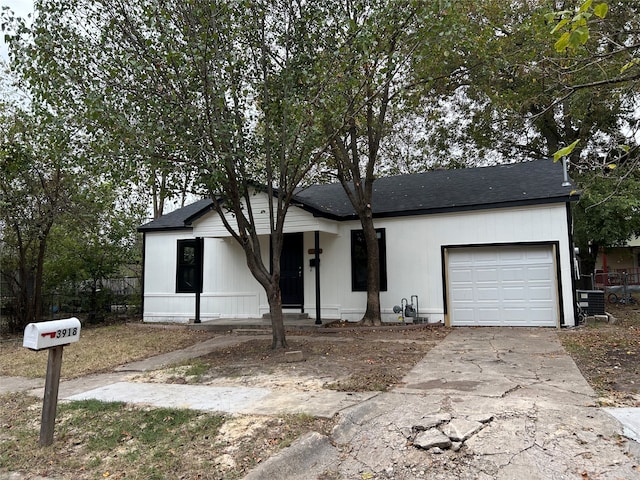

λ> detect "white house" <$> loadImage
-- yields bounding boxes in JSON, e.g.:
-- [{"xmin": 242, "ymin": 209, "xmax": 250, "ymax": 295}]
[{"xmin": 138, "ymin": 160, "xmax": 580, "ymax": 327}]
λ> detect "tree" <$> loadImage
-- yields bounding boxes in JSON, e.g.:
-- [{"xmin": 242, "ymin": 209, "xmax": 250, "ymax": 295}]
[
  {"xmin": 43, "ymin": 184, "xmax": 145, "ymax": 322},
  {"xmin": 409, "ymin": 0, "xmax": 639, "ymax": 168},
  {"xmin": 400, "ymin": 0, "xmax": 640, "ymax": 265},
  {"xmin": 547, "ymin": 0, "xmax": 640, "ymax": 269},
  {"xmin": 7, "ymin": 0, "xmax": 331, "ymax": 348},
  {"xmin": 0, "ymin": 108, "xmax": 86, "ymax": 330},
  {"xmin": 1, "ymin": 25, "xmax": 150, "ymax": 330},
  {"xmin": 571, "ymin": 167, "xmax": 640, "ymax": 273},
  {"xmin": 310, "ymin": 0, "xmax": 466, "ymax": 324}
]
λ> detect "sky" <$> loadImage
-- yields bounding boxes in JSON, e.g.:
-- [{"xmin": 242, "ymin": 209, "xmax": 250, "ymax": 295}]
[{"xmin": 0, "ymin": 0, "xmax": 34, "ymax": 61}]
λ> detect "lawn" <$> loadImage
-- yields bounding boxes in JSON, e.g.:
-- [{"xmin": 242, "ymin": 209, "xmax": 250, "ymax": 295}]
[
  {"xmin": 0, "ymin": 322, "xmax": 331, "ymax": 479},
  {"xmin": 0, "ymin": 322, "xmax": 443, "ymax": 479},
  {"xmin": 0, "ymin": 323, "xmax": 217, "ymax": 379}
]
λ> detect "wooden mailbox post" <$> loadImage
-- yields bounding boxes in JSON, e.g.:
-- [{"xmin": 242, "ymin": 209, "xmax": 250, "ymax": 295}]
[{"xmin": 23, "ymin": 317, "xmax": 81, "ymax": 446}]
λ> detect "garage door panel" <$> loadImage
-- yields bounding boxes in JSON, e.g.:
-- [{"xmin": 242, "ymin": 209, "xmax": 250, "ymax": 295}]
[
  {"xmin": 502, "ymin": 267, "xmax": 526, "ymax": 282},
  {"xmin": 526, "ymin": 249, "xmax": 553, "ymax": 261},
  {"xmin": 450, "ymin": 287, "xmax": 474, "ymax": 301},
  {"xmin": 499, "ymin": 250, "xmax": 527, "ymax": 263},
  {"xmin": 529, "ymin": 286, "xmax": 554, "ymax": 300},
  {"xmin": 527, "ymin": 265, "xmax": 554, "ymax": 281},
  {"xmin": 448, "ymin": 245, "xmax": 558, "ymax": 327},
  {"xmin": 502, "ymin": 286, "xmax": 525, "ymax": 300},
  {"xmin": 472, "ymin": 251, "xmax": 500, "ymax": 264},
  {"xmin": 449, "ymin": 268, "xmax": 473, "ymax": 282},
  {"xmin": 452, "ymin": 307, "xmax": 477, "ymax": 324},
  {"xmin": 530, "ymin": 308, "xmax": 556, "ymax": 321},
  {"xmin": 449, "ymin": 252, "xmax": 474, "ymax": 265},
  {"xmin": 502, "ymin": 308, "xmax": 528, "ymax": 321},
  {"xmin": 476, "ymin": 268, "xmax": 499, "ymax": 282},
  {"xmin": 477, "ymin": 287, "xmax": 499, "ymax": 301},
  {"xmin": 477, "ymin": 308, "xmax": 500, "ymax": 322}
]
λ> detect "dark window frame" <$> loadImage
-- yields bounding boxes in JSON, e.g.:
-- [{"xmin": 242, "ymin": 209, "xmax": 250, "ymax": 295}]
[
  {"xmin": 351, "ymin": 228, "xmax": 388, "ymax": 292},
  {"xmin": 176, "ymin": 239, "xmax": 198, "ymax": 293}
]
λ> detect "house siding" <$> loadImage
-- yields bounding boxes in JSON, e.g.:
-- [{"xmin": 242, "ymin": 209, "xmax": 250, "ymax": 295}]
[
  {"xmin": 191, "ymin": 195, "xmax": 339, "ymax": 237},
  {"xmin": 141, "ymin": 201, "xmax": 576, "ymax": 326}
]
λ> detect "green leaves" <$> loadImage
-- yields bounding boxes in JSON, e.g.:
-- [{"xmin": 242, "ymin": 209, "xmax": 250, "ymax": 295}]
[
  {"xmin": 572, "ymin": 167, "xmax": 640, "ymax": 250},
  {"xmin": 549, "ymin": 1, "xmax": 608, "ymax": 53},
  {"xmin": 553, "ymin": 139, "xmax": 580, "ymax": 162},
  {"xmin": 593, "ymin": 3, "xmax": 609, "ymax": 18},
  {"xmin": 621, "ymin": 58, "xmax": 640, "ymax": 74}
]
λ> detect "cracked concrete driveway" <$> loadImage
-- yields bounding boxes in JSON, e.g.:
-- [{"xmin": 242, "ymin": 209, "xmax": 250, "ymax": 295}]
[{"xmin": 246, "ymin": 328, "xmax": 640, "ymax": 480}]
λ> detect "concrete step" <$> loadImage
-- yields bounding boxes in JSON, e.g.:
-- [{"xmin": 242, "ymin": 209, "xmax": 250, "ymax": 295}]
[{"xmin": 262, "ymin": 312, "xmax": 310, "ymax": 320}]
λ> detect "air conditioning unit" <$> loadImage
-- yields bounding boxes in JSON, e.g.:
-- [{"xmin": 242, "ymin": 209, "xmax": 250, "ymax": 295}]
[{"xmin": 576, "ymin": 290, "xmax": 605, "ymax": 315}]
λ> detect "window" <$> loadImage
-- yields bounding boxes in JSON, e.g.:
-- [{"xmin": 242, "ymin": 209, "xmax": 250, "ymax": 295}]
[
  {"xmin": 176, "ymin": 239, "xmax": 200, "ymax": 293},
  {"xmin": 351, "ymin": 228, "xmax": 387, "ymax": 292}
]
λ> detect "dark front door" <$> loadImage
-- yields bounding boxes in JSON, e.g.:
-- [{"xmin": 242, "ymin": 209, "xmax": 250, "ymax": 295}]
[{"xmin": 280, "ymin": 232, "xmax": 304, "ymax": 308}]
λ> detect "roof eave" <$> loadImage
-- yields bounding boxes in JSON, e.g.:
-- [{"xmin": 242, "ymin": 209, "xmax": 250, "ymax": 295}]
[
  {"xmin": 183, "ymin": 201, "xmax": 216, "ymax": 226},
  {"xmin": 370, "ymin": 195, "xmax": 580, "ymax": 219},
  {"xmin": 137, "ymin": 226, "xmax": 194, "ymax": 233},
  {"xmin": 294, "ymin": 194, "xmax": 580, "ymax": 222}
]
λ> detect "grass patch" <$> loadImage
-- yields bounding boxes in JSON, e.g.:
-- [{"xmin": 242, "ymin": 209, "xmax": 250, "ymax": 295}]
[
  {"xmin": 183, "ymin": 360, "xmax": 209, "ymax": 378},
  {"xmin": 60, "ymin": 400, "xmax": 211, "ymax": 451},
  {"xmin": 0, "ymin": 323, "xmax": 215, "ymax": 379},
  {"xmin": 166, "ymin": 359, "xmax": 210, "ymax": 382},
  {"xmin": 0, "ymin": 393, "xmax": 332, "ymax": 479}
]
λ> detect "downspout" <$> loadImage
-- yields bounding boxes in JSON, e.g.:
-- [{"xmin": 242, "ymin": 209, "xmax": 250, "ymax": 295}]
[
  {"xmin": 562, "ymin": 157, "xmax": 576, "ymax": 326},
  {"xmin": 566, "ymin": 202, "xmax": 578, "ymax": 327}
]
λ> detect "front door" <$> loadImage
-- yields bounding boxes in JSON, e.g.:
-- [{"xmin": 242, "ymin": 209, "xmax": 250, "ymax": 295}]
[{"xmin": 280, "ymin": 232, "xmax": 304, "ymax": 308}]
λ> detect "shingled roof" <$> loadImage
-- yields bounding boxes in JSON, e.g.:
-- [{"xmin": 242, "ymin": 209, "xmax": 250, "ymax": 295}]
[
  {"xmin": 138, "ymin": 159, "xmax": 577, "ymax": 231},
  {"xmin": 138, "ymin": 198, "xmax": 215, "ymax": 232}
]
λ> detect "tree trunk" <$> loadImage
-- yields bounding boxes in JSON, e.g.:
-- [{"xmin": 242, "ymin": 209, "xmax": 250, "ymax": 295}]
[
  {"xmin": 33, "ymin": 234, "xmax": 49, "ymax": 322},
  {"xmin": 268, "ymin": 284, "xmax": 287, "ymax": 349},
  {"xmin": 360, "ymin": 213, "xmax": 382, "ymax": 326},
  {"xmin": 240, "ymin": 231, "xmax": 288, "ymax": 349}
]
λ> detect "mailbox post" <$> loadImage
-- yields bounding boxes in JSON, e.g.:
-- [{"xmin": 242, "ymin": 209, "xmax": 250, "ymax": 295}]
[{"xmin": 23, "ymin": 318, "xmax": 81, "ymax": 446}]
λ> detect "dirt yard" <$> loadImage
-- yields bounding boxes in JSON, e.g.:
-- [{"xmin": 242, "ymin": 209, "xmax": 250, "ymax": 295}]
[
  {"xmin": 136, "ymin": 324, "xmax": 452, "ymax": 392},
  {"xmin": 558, "ymin": 304, "xmax": 640, "ymax": 407}
]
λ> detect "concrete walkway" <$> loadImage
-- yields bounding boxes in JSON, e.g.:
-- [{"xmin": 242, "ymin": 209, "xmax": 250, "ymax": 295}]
[
  {"xmin": 246, "ymin": 328, "xmax": 640, "ymax": 479},
  {"xmin": 5, "ymin": 334, "xmax": 373, "ymax": 418}
]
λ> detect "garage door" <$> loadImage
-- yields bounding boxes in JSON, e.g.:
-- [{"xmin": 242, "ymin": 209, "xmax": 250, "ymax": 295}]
[{"xmin": 447, "ymin": 245, "xmax": 558, "ymax": 327}]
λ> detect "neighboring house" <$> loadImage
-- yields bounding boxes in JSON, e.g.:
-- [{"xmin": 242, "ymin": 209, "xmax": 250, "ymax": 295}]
[
  {"xmin": 138, "ymin": 160, "xmax": 579, "ymax": 327},
  {"xmin": 594, "ymin": 237, "xmax": 640, "ymax": 287}
]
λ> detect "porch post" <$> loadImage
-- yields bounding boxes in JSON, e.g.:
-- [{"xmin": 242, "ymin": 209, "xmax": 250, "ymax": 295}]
[
  {"xmin": 314, "ymin": 230, "xmax": 322, "ymax": 325},
  {"xmin": 195, "ymin": 237, "xmax": 203, "ymax": 324}
]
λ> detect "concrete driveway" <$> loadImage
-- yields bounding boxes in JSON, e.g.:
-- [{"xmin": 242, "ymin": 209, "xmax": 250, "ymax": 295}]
[{"xmin": 247, "ymin": 328, "xmax": 640, "ymax": 479}]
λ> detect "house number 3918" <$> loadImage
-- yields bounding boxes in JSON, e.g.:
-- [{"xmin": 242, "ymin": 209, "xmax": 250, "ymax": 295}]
[{"xmin": 56, "ymin": 328, "xmax": 78, "ymax": 338}]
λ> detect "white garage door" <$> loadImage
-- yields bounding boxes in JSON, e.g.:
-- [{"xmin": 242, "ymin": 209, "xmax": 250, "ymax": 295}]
[{"xmin": 448, "ymin": 245, "xmax": 558, "ymax": 327}]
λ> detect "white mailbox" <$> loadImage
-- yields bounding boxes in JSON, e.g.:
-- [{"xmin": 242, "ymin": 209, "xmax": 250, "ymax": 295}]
[{"xmin": 23, "ymin": 318, "xmax": 81, "ymax": 351}]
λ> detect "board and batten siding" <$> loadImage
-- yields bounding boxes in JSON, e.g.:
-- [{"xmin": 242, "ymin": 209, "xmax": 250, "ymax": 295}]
[
  {"xmin": 191, "ymin": 194, "xmax": 338, "ymax": 237},
  {"xmin": 143, "ymin": 231, "xmax": 269, "ymax": 323}
]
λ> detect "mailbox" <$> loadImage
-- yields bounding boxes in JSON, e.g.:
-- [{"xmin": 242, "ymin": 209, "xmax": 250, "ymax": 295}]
[{"xmin": 23, "ymin": 318, "xmax": 81, "ymax": 351}]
